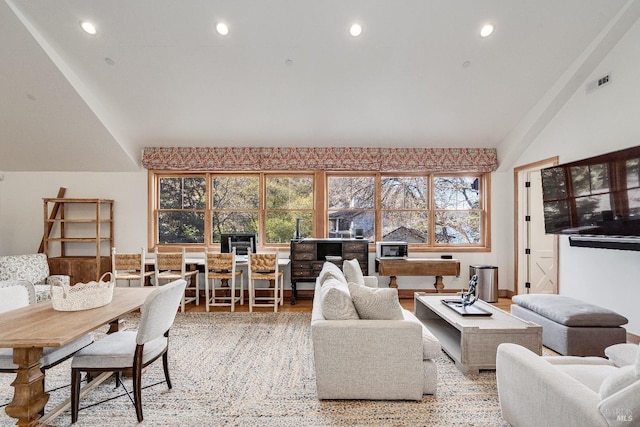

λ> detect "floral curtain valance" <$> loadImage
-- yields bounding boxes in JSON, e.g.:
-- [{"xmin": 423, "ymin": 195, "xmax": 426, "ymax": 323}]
[{"xmin": 142, "ymin": 146, "xmax": 498, "ymax": 172}]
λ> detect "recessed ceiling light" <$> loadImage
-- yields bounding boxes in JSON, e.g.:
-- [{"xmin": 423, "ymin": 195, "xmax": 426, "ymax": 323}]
[
  {"xmin": 480, "ymin": 24, "xmax": 494, "ymax": 37},
  {"xmin": 349, "ymin": 23, "xmax": 362, "ymax": 37},
  {"xmin": 80, "ymin": 21, "xmax": 97, "ymax": 35},
  {"xmin": 216, "ymin": 22, "xmax": 229, "ymax": 36}
]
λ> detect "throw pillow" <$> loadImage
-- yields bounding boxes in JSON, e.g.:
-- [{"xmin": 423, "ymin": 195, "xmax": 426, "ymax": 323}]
[
  {"xmin": 317, "ymin": 262, "xmax": 346, "ymax": 286},
  {"xmin": 600, "ymin": 365, "xmax": 640, "ymax": 400},
  {"xmin": 342, "ymin": 258, "xmax": 364, "ymax": 285},
  {"xmin": 320, "ymin": 278, "xmax": 359, "ymax": 320},
  {"xmin": 348, "ymin": 282, "xmax": 403, "ymax": 320}
]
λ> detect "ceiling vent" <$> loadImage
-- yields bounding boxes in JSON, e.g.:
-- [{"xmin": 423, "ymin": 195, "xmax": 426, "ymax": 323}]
[{"xmin": 586, "ymin": 73, "xmax": 612, "ymax": 94}]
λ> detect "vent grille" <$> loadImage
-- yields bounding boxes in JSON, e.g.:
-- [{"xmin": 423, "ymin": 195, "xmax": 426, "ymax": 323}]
[{"xmin": 586, "ymin": 73, "xmax": 612, "ymax": 93}]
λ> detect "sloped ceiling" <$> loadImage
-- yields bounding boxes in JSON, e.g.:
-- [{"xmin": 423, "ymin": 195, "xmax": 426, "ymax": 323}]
[{"xmin": 0, "ymin": 0, "xmax": 637, "ymax": 172}]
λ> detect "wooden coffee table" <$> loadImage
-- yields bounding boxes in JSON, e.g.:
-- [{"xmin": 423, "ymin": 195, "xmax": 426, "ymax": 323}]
[{"xmin": 414, "ymin": 293, "xmax": 542, "ymax": 374}]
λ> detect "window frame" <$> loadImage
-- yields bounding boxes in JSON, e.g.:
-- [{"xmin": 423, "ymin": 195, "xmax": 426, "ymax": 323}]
[{"xmin": 149, "ymin": 169, "xmax": 491, "ymax": 252}]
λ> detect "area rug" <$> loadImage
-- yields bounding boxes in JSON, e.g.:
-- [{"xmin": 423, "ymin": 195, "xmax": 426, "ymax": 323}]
[{"xmin": 0, "ymin": 313, "xmax": 507, "ymax": 426}]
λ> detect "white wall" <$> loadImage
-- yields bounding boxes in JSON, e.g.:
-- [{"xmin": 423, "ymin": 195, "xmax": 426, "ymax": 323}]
[
  {"xmin": 0, "ymin": 168, "xmax": 507, "ymax": 294},
  {"xmin": 511, "ymin": 18, "xmax": 640, "ymax": 334},
  {"xmin": 0, "ymin": 171, "xmax": 148, "ymax": 255}
]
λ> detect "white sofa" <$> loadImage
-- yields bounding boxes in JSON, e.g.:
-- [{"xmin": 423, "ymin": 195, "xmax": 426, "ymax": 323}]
[
  {"xmin": 311, "ymin": 260, "xmax": 440, "ymax": 400},
  {"xmin": 496, "ymin": 342, "xmax": 640, "ymax": 427},
  {"xmin": 0, "ymin": 253, "xmax": 69, "ymax": 302}
]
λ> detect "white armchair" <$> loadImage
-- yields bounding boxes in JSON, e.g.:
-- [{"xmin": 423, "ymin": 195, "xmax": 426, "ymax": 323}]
[
  {"xmin": 0, "ymin": 253, "xmax": 70, "ymax": 302},
  {"xmin": 497, "ymin": 342, "xmax": 640, "ymax": 427}
]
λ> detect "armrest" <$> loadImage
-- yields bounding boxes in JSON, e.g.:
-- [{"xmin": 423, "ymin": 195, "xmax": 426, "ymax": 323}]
[
  {"xmin": 598, "ymin": 379, "xmax": 640, "ymax": 426},
  {"xmin": 497, "ymin": 343, "xmax": 607, "ymax": 427},
  {"xmin": 312, "ymin": 319, "xmax": 423, "ymax": 400}
]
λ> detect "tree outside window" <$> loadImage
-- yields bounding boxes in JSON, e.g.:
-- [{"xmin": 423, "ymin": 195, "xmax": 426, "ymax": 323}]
[
  {"xmin": 381, "ymin": 176, "xmax": 428, "ymax": 243},
  {"xmin": 157, "ymin": 176, "xmax": 206, "ymax": 244},
  {"xmin": 433, "ymin": 176, "xmax": 481, "ymax": 244},
  {"xmin": 211, "ymin": 175, "xmax": 259, "ymax": 242},
  {"xmin": 265, "ymin": 175, "xmax": 314, "ymax": 243}
]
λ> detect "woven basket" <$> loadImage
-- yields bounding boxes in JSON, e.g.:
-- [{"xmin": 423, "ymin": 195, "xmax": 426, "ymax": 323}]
[{"xmin": 50, "ymin": 272, "xmax": 115, "ymax": 311}]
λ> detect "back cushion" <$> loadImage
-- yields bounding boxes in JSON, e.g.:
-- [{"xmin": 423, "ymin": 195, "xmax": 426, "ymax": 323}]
[
  {"xmin": 342, "ymin": 259, "xmax": 364, "ymax": 285},
  {"xmin": 348, "ymin": 282, "xmax": 403, "ymax": 320},
  {"xmin": 319, "ymin": 278, "xmax": 359, "ymax": 320},
  {"xmin": 0, "ymin": 282, "xmax": 32, "ymax": 313},
  {"xmin": 317, "ymin": 262, "xmax": 346, "ymax": 286}
]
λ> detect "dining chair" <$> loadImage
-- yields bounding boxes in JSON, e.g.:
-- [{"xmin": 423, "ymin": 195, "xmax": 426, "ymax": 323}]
[
  {"xmin": 154, "ymin": 248, "xmax": 199, "ymax": 312},
  {"xmin": 70, "ymin": 279, "xmax": 187, "ymax": 423},
  {"xmin": 204, "ymin": 248, "xmax": 244, "ymax": 312},
  {"xmin": 0, "ymin": 281, "xmax": 94, "ymax": 405},
  {"xmin": 111, "ymin": 247, "xmax": 155, "ymax": 287},
  {"xmin": 248, "ymin": 251, "xmax": 284, "ymax": 312}
]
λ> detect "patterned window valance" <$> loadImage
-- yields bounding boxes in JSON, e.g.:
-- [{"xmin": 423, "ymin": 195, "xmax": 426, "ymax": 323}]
[{"xmin": 142, "ymin": 147, "xmax": 498, "ymax": 172}]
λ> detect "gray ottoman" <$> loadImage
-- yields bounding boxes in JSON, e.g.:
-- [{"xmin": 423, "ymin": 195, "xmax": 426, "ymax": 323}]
[{"xmin": 511, "ymin": 294, "xmax": 627, "ymax": 357}]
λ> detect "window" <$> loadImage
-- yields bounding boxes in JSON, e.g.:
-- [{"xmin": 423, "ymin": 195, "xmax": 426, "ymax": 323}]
[
  {"xmin": 156, "ymin": 175, "xmax": 205, "ymax": 244},
  {"xmin": 211, "ymin": 174, "xmax": 259, "ymax": 242},
  {"xmin": 327, "ymin": 175, "xmax": 375, "ymax": 239},
  {"xmin": 150, "ymin": 170, "xmax": 490, "ymax": 251},
  {"xmin": 381, "ymin": 175, "xmax": 428, "ymax": 243},
  {"xmin": 433, "ymin": 176, "xmax": 482, "ymax": 245},
  {"xmin": 265, "ymin": 175, "xmax": 314, "ymax": 243}
]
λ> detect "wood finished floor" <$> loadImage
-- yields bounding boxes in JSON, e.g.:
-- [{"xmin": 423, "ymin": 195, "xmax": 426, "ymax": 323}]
[{"xmin": 183, "ymin": 295, "xmax": 514, "ymax": 313}]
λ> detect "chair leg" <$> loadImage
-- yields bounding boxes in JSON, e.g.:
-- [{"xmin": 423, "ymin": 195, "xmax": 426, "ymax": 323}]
[
  {"xmin": 162, "ymin": 349, "xmax": 172, "ymax": 389},
  {"xmin": 249, "ymin": 279, "xmax": 254, "ymax": 312},
  {"xmin": 231, "ymin": 278, "xmax": 235, "ymax": 312},
  {"xmin": 71, "ymin": 368, "xmax": 82, "ymax": 423},
  {"xmin": 205, "ymin": 277, "xmax": 210, "ymax": 312},
  {"xmin": 133, "ymin": 358, "xmax": 144, "ymax": 422}
]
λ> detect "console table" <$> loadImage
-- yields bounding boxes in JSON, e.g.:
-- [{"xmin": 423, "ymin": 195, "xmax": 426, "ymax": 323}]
[
  {"xmin": 414, "ymin": 293, "xmax": 542, "ymax": 374},
  {"xmin": 376, "ymin": 258, "xmax": 460, "ymax": 291}
]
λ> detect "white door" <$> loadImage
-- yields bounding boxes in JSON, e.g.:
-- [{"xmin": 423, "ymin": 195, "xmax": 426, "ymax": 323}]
[
  {"xmin": 515, "ymin": 159, "xmax": 558, "ymax": 295},
  {"xmin": 526, "ymin": 170, "xmax": 556, "ymax": 294}
]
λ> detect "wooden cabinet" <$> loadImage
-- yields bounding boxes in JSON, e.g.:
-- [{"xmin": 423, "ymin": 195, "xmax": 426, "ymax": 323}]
[
  {"xmin": 290, "ymin": 238, "xmax": 369, "ymax": 304},
  {"xmin": 43, "ymin": 198, "xmax": 114, "ymax": 284}
]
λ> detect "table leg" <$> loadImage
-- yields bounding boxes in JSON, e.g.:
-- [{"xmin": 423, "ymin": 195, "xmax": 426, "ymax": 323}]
[
  {"xmin": 389, "ymin": 276, "xmax": 398, "ymax": 288},
  {"xmin": 6, "ymin": 347, "xmax": 48, "ymax": 427},
  {"xmin": 434, "ymin": 275, "xmax": 445, "ymax": 292}
]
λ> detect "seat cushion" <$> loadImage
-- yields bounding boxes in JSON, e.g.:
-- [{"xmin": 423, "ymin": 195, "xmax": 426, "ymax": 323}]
[
  {"xmin": 71, "ymin": 331, "xmax": 167, "ymax": 370},
  {"xmin": 319, "ymin": 278, "xmax": 358, "ymax": 320},
  {"xmin": 403, "ymin": 309, "xmax": 441, "ymax": 359},
  {"xmin": 512, "ymin": 294, "xmax": 628, "ymax": 327},
  {"xmin": 347, "ymin": 283, "xmax": 403, "ymax": 320},
  {"xmin": 0, "ymin": 333, "xmax": 93, "ymax": 370},
  {"xmin": 553, "ymin": 363, "xmax": 619, "ymax": 393}
]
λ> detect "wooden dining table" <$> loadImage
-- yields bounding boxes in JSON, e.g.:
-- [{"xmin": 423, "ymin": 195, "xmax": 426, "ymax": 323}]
[{"xmin": 0, "ymin": 287, "xmax": 155, "ymax": 427}]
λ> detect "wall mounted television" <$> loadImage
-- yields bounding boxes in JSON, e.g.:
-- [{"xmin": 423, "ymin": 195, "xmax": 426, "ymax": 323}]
[
  {"xmin": 540, "ymin": 145, "xmax": 640, "ymax": 251},
  {"xmin": 220, "ymin": 232, "xmax": 257, "ymax": 255}
]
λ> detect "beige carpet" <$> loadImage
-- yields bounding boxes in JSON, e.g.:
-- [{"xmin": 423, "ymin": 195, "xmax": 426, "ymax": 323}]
[{"xmin": 0, "ymin": 312, "xmax": 507, "ymax": 426}]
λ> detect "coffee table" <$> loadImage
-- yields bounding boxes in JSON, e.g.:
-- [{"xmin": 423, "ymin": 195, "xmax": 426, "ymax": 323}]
[{"xmin": 414, "ymin": 293, "xmax": 542, "ymax": 374}]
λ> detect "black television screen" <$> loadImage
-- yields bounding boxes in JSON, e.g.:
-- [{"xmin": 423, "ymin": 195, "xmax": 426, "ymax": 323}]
[
  {"xmin": 540, "ymin": 145, "xmax": 640, "ymax": 238},
  {"xmin": 220, "ymin": 233, "xmax": 257, "ymax": 255}
]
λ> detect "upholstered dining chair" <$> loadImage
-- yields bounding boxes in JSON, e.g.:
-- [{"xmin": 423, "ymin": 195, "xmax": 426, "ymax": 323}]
[
  {"xmin": 154, "ymin": 248, "xmax": 199, "ymax": 312},
  {"xmin": 0, "ymin": 281, "xmax": 94, "ymax": 404},
  {"xmin": 70, "ymin": 279, "xmax": 187, "ymax": 423},
  {"xmin": 111, "ymin": 247, "xmax": 155, "ymax": 287},
  {"xmin": 248, "ymin": 251, "xmax": 284, "ymax": 312},
  {"xmin": 204, "ymin": 248, "xmax": 244, "ymax": 312}
]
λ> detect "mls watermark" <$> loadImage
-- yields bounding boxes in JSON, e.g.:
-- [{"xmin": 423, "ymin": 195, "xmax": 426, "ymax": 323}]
[{"xmin": 602, "ymin": 407, "xmax": 633, "ymax": 423}]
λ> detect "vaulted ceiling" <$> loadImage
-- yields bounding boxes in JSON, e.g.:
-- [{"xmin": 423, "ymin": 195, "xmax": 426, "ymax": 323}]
[{"xmin": 1, "ymin": 0, "xmax": 638, "ymax": 172}]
